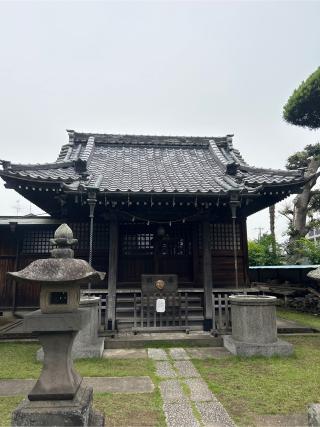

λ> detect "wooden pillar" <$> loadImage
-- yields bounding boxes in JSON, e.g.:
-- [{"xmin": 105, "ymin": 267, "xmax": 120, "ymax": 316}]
[
  {"xmin": 11, "ymin": 237, "xmax": 20, "ymax": 314},
  {"xmin": 192, "ymin": 223, "xmax": 199, "ymax": 287},
  {"xmin": 11, "ymin": 224, "xmax": 20, "ymax": 314},
  {"xmin": 203, "ymin": 220, "xmax": 213, "ymax": 330},
  {"xmin": 107, "ymin": 216, "xmax": 118, "ymax": 330},
  {"xmin": 241, "ymin": 217, "xmax": 250, "ymax": 286}
]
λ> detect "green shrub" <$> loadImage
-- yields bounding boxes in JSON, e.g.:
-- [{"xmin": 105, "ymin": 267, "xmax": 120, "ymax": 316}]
[{"xmin": 248, "ymin": 234, "xmax": 282, "ymax": 266}]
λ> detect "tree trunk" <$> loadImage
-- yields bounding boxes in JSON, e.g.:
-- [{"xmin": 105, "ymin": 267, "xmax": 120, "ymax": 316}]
[
  {"xmin": 269, "ymin": 204, "xmax": 276, "ymax": 254},
  {"xmin": 269, "ymin": 205, "xmax": 275, "ymax": 239},
  {"xmin": 292, "ymin": 157, "xmax": 320, "ymax": 238}
]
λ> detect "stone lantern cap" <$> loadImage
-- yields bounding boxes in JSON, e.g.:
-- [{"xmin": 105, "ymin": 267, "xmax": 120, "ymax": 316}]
[{"xmin": 7, "ymin": 223, "xmax": 105, "ymax": 286}]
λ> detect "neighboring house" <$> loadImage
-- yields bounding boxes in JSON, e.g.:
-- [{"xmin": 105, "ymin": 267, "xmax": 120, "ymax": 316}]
[{"xmin": 0, "ymin": 130, "xmax": 308, "ymax": 331}]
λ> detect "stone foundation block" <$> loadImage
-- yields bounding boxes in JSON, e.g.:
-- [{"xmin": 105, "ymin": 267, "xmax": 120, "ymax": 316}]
[
  {"xmin": 37, "ymin": 341, "xmax": 104, "ymax": 361},
  {"xmin": 308, "ymin": 404, "xmax": 320, "ymax": 426},
  {"xmin": 223, "ymin": 335, "xmax": 293, "ymax": 357},
  {"xmin": 12, "ymin": 387, "xmax": 104, "ymax": 427}
]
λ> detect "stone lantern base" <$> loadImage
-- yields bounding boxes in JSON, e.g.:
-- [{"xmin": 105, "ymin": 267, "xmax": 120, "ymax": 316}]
[
  {"xmin": 223, "ymin": 335, "xmax": 293, "ymax": 357},
  {"xmin": 12, "ymin": 387, "xmax": 104, "ymax": 427}
]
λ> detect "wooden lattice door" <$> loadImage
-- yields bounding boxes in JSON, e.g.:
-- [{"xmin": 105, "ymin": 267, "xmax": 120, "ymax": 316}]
[{"xmin": 118, "ymin": 223, "xmax": 194, "ymax": 285}]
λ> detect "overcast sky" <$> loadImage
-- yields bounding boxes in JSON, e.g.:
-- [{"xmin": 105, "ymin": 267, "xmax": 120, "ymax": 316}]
[{"xmin": 0, "ymin": 0, "xmax": 319, "ymax": 240}]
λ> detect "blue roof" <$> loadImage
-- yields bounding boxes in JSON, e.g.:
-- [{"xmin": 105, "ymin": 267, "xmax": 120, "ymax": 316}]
[{"xmin": 249, "ymin": 265, "xmax": 319, "ymax": 269}]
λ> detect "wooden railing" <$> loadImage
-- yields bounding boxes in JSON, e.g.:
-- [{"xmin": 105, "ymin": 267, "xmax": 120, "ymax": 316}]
[
  {"xmin": 212, "ymin": 292, "xmax": 231, "ymax": 332},
  {"xmin": 81, "ymin": 288, "xmax": 203, "ymax": 331},
  {"xmin": 132, "ymin": 291, "xmax": 195, "ymax": 332},
  {"xmin": 211, "ymin": 288, "xmax": 261, "ymax": 332},
  {"xmin": 82, "ymin": 287, "xmax": 260, "ymax": 333},
  {"xmin": 81, "ymin": 289, "xmax": 108, "ymax": 328}
]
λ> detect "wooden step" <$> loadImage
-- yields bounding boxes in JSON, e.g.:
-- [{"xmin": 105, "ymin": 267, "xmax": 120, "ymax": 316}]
[
  {"xmin": 115, "ymin": 313, "xmax": 205, "ymax": 322},
  {"xmin": 116, "ymin": 306, "xmax": 203, "ymax": 316},
  {"xmin": 116, "ymin": 297, "xmax": 203, "ymax": 303}
]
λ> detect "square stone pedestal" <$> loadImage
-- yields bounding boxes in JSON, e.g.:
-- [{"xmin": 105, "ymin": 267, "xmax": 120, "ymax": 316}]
[
  {"xmin": 223, "ymin": 335, "xmax": 293, "ymax": 357},
  {"xmin": 12, "ymin": 387, "xmax": 104, "ymax": 427}
]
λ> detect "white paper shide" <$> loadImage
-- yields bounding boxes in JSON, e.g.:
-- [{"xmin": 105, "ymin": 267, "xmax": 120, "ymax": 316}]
[{"xmin": 156, "ymin": 298, "xmax": 166, "ymax": 313}]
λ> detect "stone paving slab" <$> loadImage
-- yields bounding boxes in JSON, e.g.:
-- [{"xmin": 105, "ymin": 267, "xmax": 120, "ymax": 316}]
[
  {"xmin": 169, "ymin": 347, "xmax": 190, "ymax": 360},
  {"xmin": 184, "ymin": 378, "xmax": 213, "ymax": 402},
  {"xmin": 147, "ymin": 348, "xmax": 168, "ymax": 360},
  {"xmin": 83, "ymin": 376, "xmax": 154, "ymax": 393},
  {"xmin": 159, "ymin": 379, "xmax": 185, "ymax": 403},
  {"xmin": 187, "ymin": 347, "xmax": 231, "ymax": 359},
  {"xmin": 0, "ymin": 379, "xmax": 35, "ymax": 396},
  {"xmin": 0, "ymin": 376, "xmax": 154, "ymax": 396},
  {"xmin": 254, "ymin": 413, "xmax": 307, "ymax": 427},
  {"xmin": 163, "ymin": 401, "xmax": 200, "ymax": 427},
  {"xmin": 156, "ymin": 361, "xmax": 177, "ymax": 378},
  {"xmin": 196, "ymin": 401, "xmax": 235, "ymax": 427},
  {"xmin": 103, "ymin": 348, "xmax": 147, "ymax": 359},
  {"xmin": 174, "ymin": 360, "xmax": 200, "ymax": 378}
]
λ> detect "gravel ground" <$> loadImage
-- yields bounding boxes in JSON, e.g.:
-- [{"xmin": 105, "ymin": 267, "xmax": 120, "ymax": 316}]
[
  {"xmin": 184, "ymin": 378, "xmax": 213, "ymax": 402},
  {"xmin": 156, "ymin": 361, "xmax": 177, "ymax": 378},
  {"xmin": 159, "ymin": 379, "xmax": 186, "ymax": 403},
  {"xmin": 163, "ymin": 402, "xmax": 200, "ymax": 427},
  {"xmin": 173, "ymin": 360, "xmax": 200, "ymax": 378},
  {"xmin": 196, "ymin": 401, "xmax": 236, "ymax": 427}
]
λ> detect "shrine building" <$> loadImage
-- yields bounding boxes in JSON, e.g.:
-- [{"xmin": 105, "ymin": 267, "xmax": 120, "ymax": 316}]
[{"xmin": 0, "ymin": 130, "xmax": 307, "ymax": 332}]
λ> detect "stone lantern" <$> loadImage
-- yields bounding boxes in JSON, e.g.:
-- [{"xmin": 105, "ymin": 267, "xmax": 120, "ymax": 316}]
[{"xmin": 9, "ymin": 224, "xmax": 105, "ymax": 426}]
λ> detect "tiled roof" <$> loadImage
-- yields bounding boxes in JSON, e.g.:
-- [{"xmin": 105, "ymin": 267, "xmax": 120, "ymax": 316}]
[{"xmin": 0, "ymin": 131, "xmax": 305, "ymax": 195}]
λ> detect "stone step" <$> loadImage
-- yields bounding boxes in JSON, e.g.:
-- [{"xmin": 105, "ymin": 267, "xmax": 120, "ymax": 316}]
[{"xmin": 104, "ymin": 333, "xmax": 223, "ymax": 349}]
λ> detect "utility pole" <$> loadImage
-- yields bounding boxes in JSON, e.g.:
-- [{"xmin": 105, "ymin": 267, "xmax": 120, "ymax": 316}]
[
  {"xmin": 254, "ymin": 227, "xmax": 264, "ymax": 241},
  {"xmin": 13, "ymin": 200, "xmax": 21, "ymax": 216}
]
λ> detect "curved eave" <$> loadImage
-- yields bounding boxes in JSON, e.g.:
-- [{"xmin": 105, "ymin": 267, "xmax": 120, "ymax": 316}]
[{"xmin": 0, "ymin": 170, "xmax": 79, "ymax": 185}]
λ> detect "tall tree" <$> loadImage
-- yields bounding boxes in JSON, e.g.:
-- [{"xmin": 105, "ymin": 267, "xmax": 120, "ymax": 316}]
[
  {"xmin": 283, "ymin": 67, "xmax": 320, "ymax": 129},
  {"xmin": 282, "ymin": 67, "xmax": 320, "ymax": 239}
]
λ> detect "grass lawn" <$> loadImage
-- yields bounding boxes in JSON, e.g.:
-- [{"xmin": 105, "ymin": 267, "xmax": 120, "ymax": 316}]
[
  {"xmin": 0, "ymin": 342, "xmax": 155, "ymax": 379},
  {"xmin": 1, "ymin": 331, "xmax": 320, "ymax": 426},
  {"xmin": 193, "ymin": 335, "xmax": 320, "ymax": 426},
  {"xmin": 277, "ymin": 307, "xmax": 320, "ymax": 330},
  {"xmin": 0, "ymin": 392, "xmax": 166, "ymax": 427},
  {"xmin": 0, "ymin": 342, "xmax": 165, "ymax": 426}
]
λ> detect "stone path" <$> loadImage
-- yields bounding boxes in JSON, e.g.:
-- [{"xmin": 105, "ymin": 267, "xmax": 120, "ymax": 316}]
[
  {"xmin": 151, "ymin": 347, "xmax": 235, "ymax": 427},
  {"xmin": 0, "ymin": 376, "xmax": 154, "ymax": 396},
  {"xmin": 147, "ymin": 347, "xmax": 168, "ymax": 360},
  {"xmin": 103, "ymin": 348, "xmax": 147, "ymax": 359},
  {"xmin": 186, "ymin": 347, "xmax": 231, "ymax": 359},
  {"xmin": 156, "ymin": 361, "xmax": 177, "ymax": 378}
]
